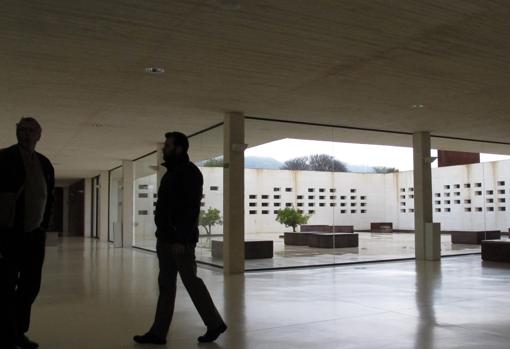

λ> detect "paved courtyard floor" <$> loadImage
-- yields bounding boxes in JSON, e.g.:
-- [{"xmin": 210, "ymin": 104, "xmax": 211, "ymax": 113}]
[{"xmin": 134, "ymin": 232, "xmax": 503, "ymax": 270}]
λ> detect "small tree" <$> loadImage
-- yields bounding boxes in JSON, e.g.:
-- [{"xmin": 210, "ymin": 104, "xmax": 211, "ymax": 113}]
[
  {"xmin": 199, "ymin": 207, "xmax": 223, "ymax": 235},
  {"xmin": 275, "ymin": 207, "xmax": 311, "ymax": 232}
]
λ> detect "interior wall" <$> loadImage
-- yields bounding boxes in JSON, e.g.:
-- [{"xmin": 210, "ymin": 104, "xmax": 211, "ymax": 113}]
[{"xmin": 68, "ymin": 179, "xmax": 85, "ymax": 236}]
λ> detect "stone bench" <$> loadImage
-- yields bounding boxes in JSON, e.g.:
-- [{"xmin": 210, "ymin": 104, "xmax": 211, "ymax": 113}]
[
  {"xmin": 307, "ymin": 233, "xmax": 359, "ymax": 248},
  {"xmin": 371, "ymin": 222, "xmax": 393, "ymax": 233},
  {"xmin": 451, "ymin": 231, "xmax": 501, "ymax": 244},
  {"xmin": 211, "ymin": 240, "xmax": 273, "ymax": 259},
  {"xmin": 482, "ymin": 240, "xmax": 510, "ymax": 263}
]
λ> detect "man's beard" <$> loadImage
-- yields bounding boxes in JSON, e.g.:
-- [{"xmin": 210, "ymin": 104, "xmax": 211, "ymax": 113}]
[{"xmin": 164, "ymin": 152, "xmax": 179, "ymax": 165}]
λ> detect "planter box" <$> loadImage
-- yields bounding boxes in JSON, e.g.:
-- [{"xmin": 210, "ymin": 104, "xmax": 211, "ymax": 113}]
[
  {"xmin": 284, "ymin": 232, "xmax": 310, "ymax": 246},
  {"xmin": 301, "ymin": 225, "xmax": 354, "ymax": 233},
  {"xmin": 307, "ymin": 233, "xmax": 359, "ymax": 249}
]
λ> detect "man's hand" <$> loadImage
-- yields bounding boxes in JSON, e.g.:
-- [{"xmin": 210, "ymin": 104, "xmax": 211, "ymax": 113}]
[{"xmin": 170, "ymin": 243, "xmax": 186, "ymax": 255}]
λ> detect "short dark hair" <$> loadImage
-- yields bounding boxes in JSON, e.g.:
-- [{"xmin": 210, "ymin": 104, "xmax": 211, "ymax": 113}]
[
  {"xmin": 17, "ymin": 117, "xmax": 42, "ymax": 131},
  {"xmin": 165, "ymin": 131, "xmax": 189, "ymax": 152}
]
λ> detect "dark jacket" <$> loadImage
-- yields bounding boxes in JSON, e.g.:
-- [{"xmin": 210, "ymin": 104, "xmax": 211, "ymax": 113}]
[
  {"xmin": 0, "ymin": 145, "xmax": 55, "ymax": 251},
  {"xmin": 154, "ymin": 154, "xmax": 203, "ymax": 244}
]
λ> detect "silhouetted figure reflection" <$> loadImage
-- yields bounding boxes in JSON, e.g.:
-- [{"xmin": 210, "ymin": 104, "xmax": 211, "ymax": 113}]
[
  {"xmin": 0, "ymin": 117, "xmax": 55, "ymax": 349},
  {"xmin": 134, "ymin": 132, "xmax": 227, "ymax": 345}
]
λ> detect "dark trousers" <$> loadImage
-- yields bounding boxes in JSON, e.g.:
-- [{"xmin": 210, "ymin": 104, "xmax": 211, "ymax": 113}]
[
  {"xmin": 0, "ymin": 257, "xmax": 17, "ymax": 347},
  {"xmin": 150, "ymin": 240, "xmax": 224, "ymax": 338},
  {"xmin": 0, "ymin": 230, "xmax": 46, "ymax": 345}
]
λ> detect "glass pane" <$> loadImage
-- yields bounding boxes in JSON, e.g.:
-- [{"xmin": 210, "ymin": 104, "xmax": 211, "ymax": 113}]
[
  {"xmin": 190, "ymin": 125, "xmax": 224, "ymax": 267},
  {"xmin": 244, "ymin": 119, "xmax": 336, "ymax": 269},
  {"xmin": 332, "ymin": 129, "xmax": 416, "ymax": 263},
  {"xmin": 133, "ymin": 153, "xmax": 158, "ymax": 250},
  {"xmin": 433, "ymin": 151, "xmax": 485, "ymax": 256}
]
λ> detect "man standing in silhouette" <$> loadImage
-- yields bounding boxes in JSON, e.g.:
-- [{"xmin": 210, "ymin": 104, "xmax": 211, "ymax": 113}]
[
  {"xmin": 0, "ymin": 117, "xmax": 55, "ymax": 349},
  {"xmin": 134, "ymin": 132, "xmax": 227, "ymax": 345}
]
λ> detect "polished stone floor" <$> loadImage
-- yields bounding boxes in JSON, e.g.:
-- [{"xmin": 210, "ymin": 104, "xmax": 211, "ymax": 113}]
[{"xmin": 31, "ymin": 237, "xmax": 510, "ymax": 349}]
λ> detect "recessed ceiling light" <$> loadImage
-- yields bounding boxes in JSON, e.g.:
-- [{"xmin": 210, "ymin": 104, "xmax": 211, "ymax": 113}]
[
  {"xmin": 217, "ymin": 0, "xmax": 241, "ymax": 10},
  {"xmin": 412, "ymin": 104, "xmax": 424, "ymax": 108},
  {"xmin": 145, "ymin": 67, "xmax": 165, "ymax": 74}
]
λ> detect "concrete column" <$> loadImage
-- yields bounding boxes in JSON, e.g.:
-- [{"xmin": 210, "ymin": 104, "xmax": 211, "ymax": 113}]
[
  {"xmin": 98, "ymin": 171, "xmax": 109, "ymax": 241},
  {"xmin": 84, "ymin": 178, "xmax": 92, "ymax": 237},
  {"xmin": 62, "ymin": 186, "xmax": 69, "ymax": 236},
  {"xmin": 413, "ymin": 132, "xmax": 439, "ymax": 261},
  {"xmin": 122, "ymin": 160, "xmax": 134, "ymax": 248},
  {"xmin": 223, "ymin": 112, "xmax": 246, "ymax": 274}
]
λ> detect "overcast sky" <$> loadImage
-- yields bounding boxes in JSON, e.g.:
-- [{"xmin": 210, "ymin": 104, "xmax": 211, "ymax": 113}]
[{"xmin": 245, "ymin": 138, "xmax": 510, "ymax": 171}]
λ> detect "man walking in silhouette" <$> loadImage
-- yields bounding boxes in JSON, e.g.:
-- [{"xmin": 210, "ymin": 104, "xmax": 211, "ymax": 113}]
[
  {"xmin": 134, "ymin": 132, "xmax": 227, "ymax": 345},
  {"xmin": 0, "ymin": 117, "xmax": 55, "ymax": 349}
]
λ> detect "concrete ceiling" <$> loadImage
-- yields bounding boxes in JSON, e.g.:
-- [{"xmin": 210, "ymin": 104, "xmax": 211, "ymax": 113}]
[{"xmin": 2, "ymin": 0, "xmax": 510, "ymax": 180}]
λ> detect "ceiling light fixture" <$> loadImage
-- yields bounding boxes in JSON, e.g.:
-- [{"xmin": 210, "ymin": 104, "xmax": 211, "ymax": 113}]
[
  {"xmin": 412, "ymin": 104, "xmax": 424, "ymax": 109},
  {"xmin": 145, "ymin": 67, "xmax": 165, "ymax": 74},
  {"xmin": 217, "ymin": 0, "xmax": 241, "ymax": 10}
]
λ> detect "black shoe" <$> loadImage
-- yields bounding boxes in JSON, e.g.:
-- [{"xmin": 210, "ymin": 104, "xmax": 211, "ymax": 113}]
[
  {"xmin": 197, "ymin": 323, "xmax": 227, "ymax": 343},
  {"xmin": 133, "ymin": 332, "xmax": 166, "ymax": 345},
  {"xmin": 17, "ymin": 335, "xmax": 38, "ymax": 349}
]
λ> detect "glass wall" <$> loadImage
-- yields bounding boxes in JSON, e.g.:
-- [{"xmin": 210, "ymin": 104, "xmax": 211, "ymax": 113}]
[
  {"xmin": 190, "ymin": 125, "xmax": 224, "ymax": 266},
  {"xmin": 133, "ymin": 152, "xmax": 158, "ymax": 250},
  {"xmin": 127, "ymin": 125, "xmax": 224, "ymax": 263},
  {"xmin": 108, "ymin": 167, "xmax": 123, "ymax": 243},
  {"xmin": 433, "ymin": 155, "xmax": 510, "ymax": 256},
  {"xmin": 243, "ymin": 118, "xmax": 416, "ymax": 270}
]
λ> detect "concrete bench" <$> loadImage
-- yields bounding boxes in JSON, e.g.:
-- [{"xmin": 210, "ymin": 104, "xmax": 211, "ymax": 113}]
[
  {"xmin": 307, "ymin": 233, "xmax": 359, "ymax": 249},
  {"xmin": 482, "ymin": 240, "xmax": 510, "ymax": 263},
  {"xmin": 371, "ymin": 222, "xmax": 393, "ymax": 233},
  {"xmin": 451, "ymin": 231, "xmax": 501, "ymax": 244},
  {"xmin": 211, "ymin": 240, "xmax": 273, "ymax": 259}
]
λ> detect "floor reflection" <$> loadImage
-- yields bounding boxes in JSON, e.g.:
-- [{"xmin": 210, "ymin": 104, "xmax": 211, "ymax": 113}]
[{"xmin": 414, "ymin": 261, "xmax": 442, "ymax": 349}]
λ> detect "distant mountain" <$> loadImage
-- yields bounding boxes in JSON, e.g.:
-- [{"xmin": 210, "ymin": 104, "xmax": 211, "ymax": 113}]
[
  {"xmin": 199, "ymin": 155, "xmax": 396, "ymax": 173},
  {"xmin": 245, "ymin": 156, "xmax": 283, "ymax": 169}
]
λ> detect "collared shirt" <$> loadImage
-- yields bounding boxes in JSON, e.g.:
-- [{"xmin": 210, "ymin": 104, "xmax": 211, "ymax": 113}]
[{"xmin": 19, "ymin": 146, "xmax": 48, "ymax": 232}]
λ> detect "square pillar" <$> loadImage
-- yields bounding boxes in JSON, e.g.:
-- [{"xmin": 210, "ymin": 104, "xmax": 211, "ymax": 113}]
[
  {"xmin": 98, "ymin": 171, "xmax": 109, "ymax": 242},
  {"xmin": 84, "ymin": 178, "xmax": 92, "ymax": 237},
  {"xmin": 122, "ymin": 160, "xmax": 134, "ymax": 248},
  {"xmin": 223, "ymin": 112, "xmax": 246, "ymax": 274},
  {"xmin": 413, "ymin": 132, "xmax": 439, "ymax": 261}
]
